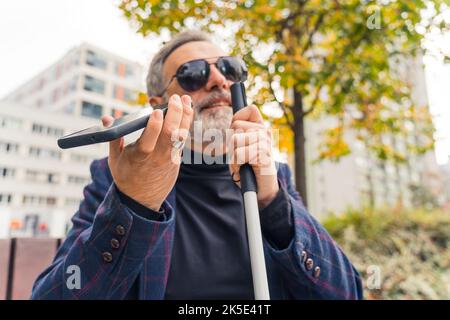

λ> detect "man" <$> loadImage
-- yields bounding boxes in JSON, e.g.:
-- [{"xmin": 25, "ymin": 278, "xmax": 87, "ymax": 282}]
[{"xmin": 31, "ymin": 30, "xmax": 363, "ymax": 299}]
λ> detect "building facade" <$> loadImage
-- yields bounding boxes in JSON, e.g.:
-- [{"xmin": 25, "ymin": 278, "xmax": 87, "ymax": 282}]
[
  {"xmin": 303, "ymin": 56, "xmax": 442, "ymax": 218},
  {"xmin": 1, "ymin": 43, "xmax": 146, "ymax": 237},
  {"xmin": 4, "ymin": 42, "xmax": 145, "ymax": 119},
  {"xmin": 0, "ymin": 102, "xmax": 108, "ymax": 237}
]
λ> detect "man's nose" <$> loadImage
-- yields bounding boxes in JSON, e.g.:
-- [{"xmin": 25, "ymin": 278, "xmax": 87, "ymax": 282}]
[{"xmin": 204, "ymin": 64, "xmax": 232, "ymax": 92}]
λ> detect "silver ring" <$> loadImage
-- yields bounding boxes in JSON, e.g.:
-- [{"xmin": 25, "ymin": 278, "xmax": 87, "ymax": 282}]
[{"xmin": 172, "ymin": 139, "xmax": 185, "ymax": 150}]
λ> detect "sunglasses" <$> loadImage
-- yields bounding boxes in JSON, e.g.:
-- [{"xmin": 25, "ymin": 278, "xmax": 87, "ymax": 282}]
[{"xmin": 161, "ymin": 56, "xmax": 248, "ymax": 94}]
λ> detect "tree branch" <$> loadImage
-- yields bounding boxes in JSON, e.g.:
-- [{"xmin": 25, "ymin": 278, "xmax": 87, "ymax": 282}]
[
  {"xmin": 274, "ymin": 1, "xmax": 308, "ymax": 43},
  {"xmin": 303, "ymin": 85, "xmax": 322, "ymax": 116},
  {"xmin": 266, "ymin": 55, "xmax": 295, "ymax": 130},
  {"xmin": 301, "ymin": 12, "xmax": 325, "ymax": 55},
  {"xmin": 269, "ymin": 82, "xmax": 295, "ymax": 130}
]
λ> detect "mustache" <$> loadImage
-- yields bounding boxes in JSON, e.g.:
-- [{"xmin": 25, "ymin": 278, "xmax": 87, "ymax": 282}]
[{"xmin": 195, "ymin": 90, "xmax": 232, "ymax": 111}]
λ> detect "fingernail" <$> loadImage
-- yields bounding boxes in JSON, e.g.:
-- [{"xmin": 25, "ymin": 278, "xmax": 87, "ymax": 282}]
[
  {"xmin": 181, "ymin": 95, "xmax": 192, "ymax": 107},
  {"xmin": 172, "ymin": 94, "xmax": 181, "ymax": 103},
  {"xmin": 153, "ymin": 109, "xmax": 162, "ymax": 120}
]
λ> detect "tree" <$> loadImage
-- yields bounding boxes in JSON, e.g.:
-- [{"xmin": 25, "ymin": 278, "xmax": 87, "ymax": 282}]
[{"xmin": 119, "ymin": 0, "xmax": 449, "ymax": 207}]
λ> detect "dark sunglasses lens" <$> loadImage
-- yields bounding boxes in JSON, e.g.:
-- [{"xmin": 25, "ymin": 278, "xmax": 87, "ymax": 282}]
[
  {"xmin": 176, "ymin": 60, "xmax": 209, "ymax": 92},
  {"xmin": 217, "ymin": 57, "xmax": 248, "ymax": 82}
]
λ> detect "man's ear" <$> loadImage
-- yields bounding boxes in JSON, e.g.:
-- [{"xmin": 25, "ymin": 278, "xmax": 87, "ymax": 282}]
[{"xmin": 149, "ymin": 96, "xmax": 165, "ymax": 107}]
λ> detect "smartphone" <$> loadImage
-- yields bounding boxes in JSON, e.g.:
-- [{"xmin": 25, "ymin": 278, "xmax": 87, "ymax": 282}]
[{"xmin": 57, "ymin": 103, "xmax": 168, "ymax": 149}]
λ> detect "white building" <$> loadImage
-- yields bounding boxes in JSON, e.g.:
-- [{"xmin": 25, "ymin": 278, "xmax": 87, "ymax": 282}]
[
  {"xmin": 304, "ymin": 56, "xmax": 442, "ymax": 218},
  {"xmin": 0, "ymin": 102, "xmax": 108, "ymax": 238},
  {"xmin": 0, "ymin": 43, "xmax": 146, "ymax": 237},
  {"xmin": 4, "ymin": 42, "xmax": 145, "ymax": 118}
]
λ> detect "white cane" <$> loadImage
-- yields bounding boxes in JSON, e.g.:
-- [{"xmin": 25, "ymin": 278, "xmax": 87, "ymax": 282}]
[{"xmin": 231, "ymin": 82, "xmax": 270, "ymax": 300}]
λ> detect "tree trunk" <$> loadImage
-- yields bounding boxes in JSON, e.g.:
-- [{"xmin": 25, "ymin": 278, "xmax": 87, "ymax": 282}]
[{"xmin": 292, "ymin": 89, "xmax": 308, "ymax": 207}]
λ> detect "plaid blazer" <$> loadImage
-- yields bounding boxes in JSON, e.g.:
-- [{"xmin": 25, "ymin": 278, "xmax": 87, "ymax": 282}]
[{"xmin": 31, "ymin": 157, "xmax": 363, "ymax": 300}]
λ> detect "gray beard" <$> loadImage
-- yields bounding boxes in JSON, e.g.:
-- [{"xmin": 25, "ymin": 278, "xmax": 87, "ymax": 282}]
[{"xmin": 190, "ymin": 107, "xmax": 233, "ymax": 137}]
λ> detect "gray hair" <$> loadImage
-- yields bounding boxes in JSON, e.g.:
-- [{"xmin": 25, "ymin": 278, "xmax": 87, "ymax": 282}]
[{"xmin": 146, "ymin": 29, "xmax": 212, "ymax": 98}]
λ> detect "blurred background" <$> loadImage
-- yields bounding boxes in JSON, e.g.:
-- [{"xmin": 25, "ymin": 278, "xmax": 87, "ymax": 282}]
[{"xmin": 0, "ymin": 0, "xmax": 449, "ymax": 299}]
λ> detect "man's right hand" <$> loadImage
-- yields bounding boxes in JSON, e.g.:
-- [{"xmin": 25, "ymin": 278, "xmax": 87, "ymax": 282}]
[{"xmin": 101, "ymin": 94, "xmax": 193, "ymax": 211}]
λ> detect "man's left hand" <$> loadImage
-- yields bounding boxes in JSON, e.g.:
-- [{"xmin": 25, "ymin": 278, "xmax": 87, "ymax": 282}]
[{"xmin": 229, "ymin": 105, "xmax": 279, "ymax": 209}]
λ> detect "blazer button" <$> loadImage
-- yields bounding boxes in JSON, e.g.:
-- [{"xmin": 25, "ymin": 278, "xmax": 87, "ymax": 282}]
[
  {"xmin": 102, "ymin": 251, "xmax": 113, "ymax": 263},
  {"xmin": 305, "ymin": 258, "xmax": 314, "ymax": 271},
  {"xmin": 301, "ymin": 251, "xmax": 307, "ymax": 263},
  {"xmin": 110, "ymin": 238, "xmax": 120, "ymax": 249},
  {"xmin": 115, "ymin": 225, "xmax": 126, "ymax": 236},
  {"xmin": 314, "ymin": 266, "xmax": 321, "ymax": 278}
]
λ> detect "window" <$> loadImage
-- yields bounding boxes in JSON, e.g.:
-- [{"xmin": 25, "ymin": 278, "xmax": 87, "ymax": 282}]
[
  {"xmin": 69, "ymin": 76, "xmax": 78, "ymax": 93},
  {"xmin": 66, "ymin": 54, "xmax": 79, "ymax": 71},
  {"xmin": 49, "ymin": 126, "xmax": 64, "ymax": 136},
  {"xmin": 25, "ymin": 170, "xmax": 39, "ymax": 182},
  {"xmin": 47, "ymin": 173, "xmax": 60, "ymax": 184},
  {"xmin": 45, "ymin": 148, "xmax": 62, "ymax": 160},
  {"xmin": 0, "ymin": 141, "xmax": 19, "ymax": 154},
  {"xmin": 29, "ymin": 146, "xmax": 62, "ymax": 160},
  {"xmin": 22, "ymin": 195, "xmax": 57, "ymax": 207},
  {"xmin": 52, "ymin": 88, "xmax": 60, "ymax": 103},
  {"xmin": 0, "ymin": 116, "xmax": 22, "ymax": 130},
  {"xmin": 86, "ymin": 50, "xmax": 107, "ymax": 70},
  {"xmin": 0, "ymin": 193, "xmax": 12, "ymax": 205},
  {"xmin": 81, "ymin": 101, "xmax": 103, "ymax": 118},
  {"xmin": 63, "ymin": 101, "xmax": 76, "ymax": 114},
  {"xmin": 31, "ymin": 123, "xmax": 64, "ymax": 137},
  {"xmin": 32, "ymin": 123, "xmax": 41, "ymax": 134},
  {"xmin": 37, "ymin": 78, "xmax": 46, "ymax": 90},
  {"xmin": 84, "ymin": 75, "xmax": 105, "ymax": 95},
  {"xmin": 65, "ymin": 198, "xmax": 81, "ymax": 206},
  {"xmin": 115, "ymin": 62, "xmax": 134, "ymax": 78},
  {"xmin": 114, "ymin": 85, "xmax": 136, "ymax": 102},
  {"xmin": 47, "ymin": 197, "xmax": 57, "ymax": 206},
  {"xmin": 22, "ymin": 195, "xmax": 35, "ymax": 205},
  {"xmin": 29, "ymin": 147, "xmax": 39, "ymax": 157},
  {"xmin": 0, "ymin": 167, "xmax": 16, "ymax": 178},
  {"xmin": 67, "ymin": 175, "xmax": 90, "ymax": 185},
  {"xmin": 25, "ymin": 170, "xmax": 60, "ymax": 184},
  {"xmin": 70, "ymin": 153, "xmax": 90, "ymax": 164}
]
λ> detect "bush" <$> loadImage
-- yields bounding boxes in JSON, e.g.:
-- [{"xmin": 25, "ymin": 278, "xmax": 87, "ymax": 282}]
[{"xmin": 322, "ymin": 208, "xmax": 450, "ymax": 299}]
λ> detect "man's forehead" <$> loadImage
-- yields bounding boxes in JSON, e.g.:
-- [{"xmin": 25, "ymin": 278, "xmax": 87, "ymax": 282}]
[{"xmin": 163, "ymin": 41, "xmax": 227, "ymax": 74}]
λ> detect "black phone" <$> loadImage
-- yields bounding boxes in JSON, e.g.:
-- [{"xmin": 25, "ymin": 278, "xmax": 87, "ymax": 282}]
[{"xmin": 57, "ymin": 103, "xmax": 168, "ymax": 149}]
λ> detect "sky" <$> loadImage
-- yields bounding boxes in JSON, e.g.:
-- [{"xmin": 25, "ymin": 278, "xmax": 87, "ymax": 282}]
[{"xmin": 0, "ymin": 0, "xmax": 449, "ymax": 165}]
